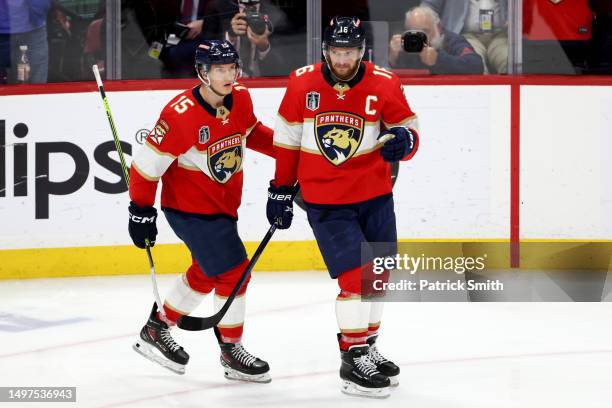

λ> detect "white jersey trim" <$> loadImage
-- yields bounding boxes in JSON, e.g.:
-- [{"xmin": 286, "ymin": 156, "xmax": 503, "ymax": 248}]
[
  {"xmin": 132, "ymin": 142, "xmax": 175, "ymax": 180},
  {"xmin": 274, "ymin": 114, "xmax": 303, "ymax": 147}
]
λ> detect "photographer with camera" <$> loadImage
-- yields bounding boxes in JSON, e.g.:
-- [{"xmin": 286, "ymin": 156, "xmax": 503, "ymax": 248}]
[
  {"xmin": 226, "ymin": 0, "xmax": 274, "ymax": 77},
  {"xmin": 124, "ymin": 0, "xmax": 224, "ymax": 78},
  {"xmin": 389, "ymin": 6, "xmax": 484, "ymax": 75}
]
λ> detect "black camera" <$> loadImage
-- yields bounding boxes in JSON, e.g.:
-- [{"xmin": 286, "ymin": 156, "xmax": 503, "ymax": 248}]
[
  {"xmin": 402, "ymin": 30, "xmax": 428, "ymax": 53},
  {"xmin": 239, "ymin": 0, "xmax": 269, "ymax": 35}
]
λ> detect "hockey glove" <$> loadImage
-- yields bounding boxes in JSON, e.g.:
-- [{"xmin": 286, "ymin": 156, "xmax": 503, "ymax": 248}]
[
  {"xmin": 379, "ymin": 127, "xmax": 417, "ymax": 162},
  {"xmin": 128, "ymin": 201, "xmax": 158, "ymax": 249},
  {"xmin": 266, "ymin": 182, "xmax": 298, "ymax": 229}
]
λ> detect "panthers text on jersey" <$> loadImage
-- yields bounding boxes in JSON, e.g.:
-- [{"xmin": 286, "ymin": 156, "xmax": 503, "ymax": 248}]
[
  {"xmin": 129, "ymin": 84, "xmax": 274, "ymax": 218},
  {"xmin": 273, "ymin": 61, "xmax": 418, "ymax": 205}
]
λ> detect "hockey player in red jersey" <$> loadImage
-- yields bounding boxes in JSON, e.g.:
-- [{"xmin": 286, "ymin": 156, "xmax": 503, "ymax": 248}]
[
  {"xmin": 129, "ymin": 40, "xmax": 274, "ymax": 382},
  {"xmin": 266, "ymin": 17, "xmax": 419, "ymax": 398}
]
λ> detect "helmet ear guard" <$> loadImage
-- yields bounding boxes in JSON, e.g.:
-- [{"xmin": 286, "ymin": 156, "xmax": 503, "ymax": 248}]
[
  {"xmin": 196, "ymin": 64, "xmax": 211, "ymax": 86},
  {"xmin": 196, "ymin": 62, "xmax": 242, "ymax": 87}
]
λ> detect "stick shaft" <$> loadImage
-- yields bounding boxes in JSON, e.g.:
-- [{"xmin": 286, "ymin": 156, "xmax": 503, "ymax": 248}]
[{"xmin": 92, "ymin": 65, "xmax": 164, "ymax": 316}]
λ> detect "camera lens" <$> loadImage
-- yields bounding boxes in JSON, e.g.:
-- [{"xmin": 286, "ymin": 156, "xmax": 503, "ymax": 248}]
[
  {"xmin": 401, "ymin": 30, "xmax": 427, "ymax": 53},
  {"xmin": 245, "ymin": 6, "xmax": 267, "ymax": 35}
]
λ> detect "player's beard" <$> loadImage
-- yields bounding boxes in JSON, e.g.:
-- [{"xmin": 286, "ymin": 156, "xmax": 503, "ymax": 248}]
[{"xmin": 329, "ymin": 59, "xmax": 361, "ymax": 82}]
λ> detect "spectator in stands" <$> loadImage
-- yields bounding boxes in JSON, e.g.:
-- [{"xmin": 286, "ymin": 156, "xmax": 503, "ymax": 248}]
[
  {"xmin": 142, "ymin": 0, "xmax": 221, "ymax": 77},
  {"xmin": 421, "ymin": 0, "xmax": 508, "ymax": 74},
  {"xmin": 0, "ymin": 0, "xmax": 52, "ymax": 84},
  {"xmin": 523, "ymin": 0, "xmax": 592, "ymax": 74},
  {"xmin": 206, "ymin": 0, "xmax": 290, "ymax": 77},
  {"xmin": 110, "ymin": 0, "xmax": 302, "ymax": 79},
  {"xmin": 389, "ymin": 6, "xmax": 484, "ymax": 75},
  {"xmin": 117, "ymin": 0, "xmax": 224, "ymax": 78}
]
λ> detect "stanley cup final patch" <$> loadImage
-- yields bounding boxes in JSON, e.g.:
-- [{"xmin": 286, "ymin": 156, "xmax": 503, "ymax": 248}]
[
  {"xmin": 207, "ymin": 134, "xmax": 243, "ymax": 183},
  {"xmin": 306, "ymin": 91, "xmax": 320, "ymax": 111},
  {"xmin": 199, "ymin": 126, "xmax": 210, "ymax": 144},
  {"xmin": 314, "ymin": 112, "xmax": 364, "ymax": 166}
]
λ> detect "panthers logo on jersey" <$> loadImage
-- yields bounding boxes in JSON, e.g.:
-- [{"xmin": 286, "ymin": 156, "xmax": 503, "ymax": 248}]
[
  {"xmin": 207, "ymin": 134, "xmax": 243, "ymax": 183},
  {"xmin": 314, "ymin": 112, "xmax": 364, "ymax": 166}
]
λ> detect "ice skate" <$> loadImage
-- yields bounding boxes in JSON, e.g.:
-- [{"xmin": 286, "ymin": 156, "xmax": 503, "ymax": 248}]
[
  {"xmin": 133, "ymin": 303, "xmax": 189, "ymax": 375},
  {"xmin": 340, "ymin": 344, "xmax": 390, "ymax": 399},
  {"xmin": 215, "ymin": 328, "xmax": 271, "ymax": 383},
  {"xmin": 367, "ymin": 334, "xmax": 400, "ymax": 386}
]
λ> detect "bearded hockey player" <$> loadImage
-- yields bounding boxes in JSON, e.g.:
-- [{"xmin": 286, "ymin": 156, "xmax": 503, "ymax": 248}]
[
  {"xmin": 266, "ymin": 17, "xmax": 419, "ymax": 398},
  {"xmin": 128, "ymin": 40, "xmax": 273, "ymax": 383}
]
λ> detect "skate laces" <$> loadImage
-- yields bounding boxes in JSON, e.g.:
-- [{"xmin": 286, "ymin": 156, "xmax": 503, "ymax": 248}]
[
  {"xmin": 368, "ymin": 344, "xmax": 389, "ymax": 365},
  {"xmin": 354, "ymin": 353, "xmax": 379, "ymax": 377},
  {"xmin": 160, "ymin": 328, "xmax": 181, "ymax": 352},
  {"xmin": 231, "ymin": 343, "xmax": 258, "ymax": 367}
]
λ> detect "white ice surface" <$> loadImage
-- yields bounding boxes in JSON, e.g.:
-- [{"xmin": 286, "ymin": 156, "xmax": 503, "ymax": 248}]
[{"xmin": 1, "ymin": 272, "xmax": 612, "ymax": 408}]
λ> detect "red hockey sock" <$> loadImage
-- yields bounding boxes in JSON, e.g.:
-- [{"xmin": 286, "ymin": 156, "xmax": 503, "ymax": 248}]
[
  {"xmin": 214, "ymin": 260, "xmax": 250, "ymax": 343},
  {"xmin": 216, "ymin": 324, "xmax": 244, "ymax": 344},
  {"xmin": 339, "ymin": 330, "xmax": 368, "ymax": 351},
  {"xmin": 367, "ymin": 322, "xmax": 380, "ymax": 338},
  {"xmin": 158, "ymin": 305, "xmax": 182, "ymax": 325}
]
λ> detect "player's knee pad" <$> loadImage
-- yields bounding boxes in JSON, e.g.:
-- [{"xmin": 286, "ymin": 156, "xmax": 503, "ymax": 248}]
[
  {"xmin": 215, "ymin": 259, "xmax": 251, "ymax": 297},
  {"xmin": 337, "ymin": 266, "xmax": 362, "ymax": 296},
  {"xmin": 185, "ymin": 259, "xmax": 215, "ymax": 294}
]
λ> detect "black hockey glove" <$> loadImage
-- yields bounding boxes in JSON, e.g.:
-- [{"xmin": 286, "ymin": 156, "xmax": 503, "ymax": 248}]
[
  {"xmin": 128, "ymin": 201, "xmax": 158, "ymax": 249},
  {"xmin": 266, "ymin": 182, "xmax": 298, "ymax": 229},
  {"xmin": 379, "ymin": 127, "xmax": 417, "ymax": 162}
]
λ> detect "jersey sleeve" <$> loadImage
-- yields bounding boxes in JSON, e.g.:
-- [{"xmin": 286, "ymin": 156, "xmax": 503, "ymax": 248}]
[
  {"xmin": 129, "ymin": 108, "xmax": 193, "ymax": 207},
  {"xmin": 273, "ymin": 72, "xmax": 304, "ymax": 186},
  {"xmin": 380, "ymin": 75, "xmax": 420, "ymax": 162},
  {"xmin": 246, "ymin": 122, "xmax": 275, "ymax": 158},
  {"xmin": 380, "ymin": 75, "xmax": 418, "ymax": 132},
  {"xmin": 237, "ymin": 85, "xmax": 275, "ymax": 158}
]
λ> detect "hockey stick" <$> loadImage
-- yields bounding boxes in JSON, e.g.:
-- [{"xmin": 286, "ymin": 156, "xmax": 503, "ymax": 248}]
[
  {"xmin": 92, "ymin": 65, "xmax": 165, "ymax": 318},
  {"xmin": 178, "ymin": 133, "xmax": 396, "ymax": 331},
  {"xmin": 177, "ymin": 184, "xmax": 299, "ymax": 331}
]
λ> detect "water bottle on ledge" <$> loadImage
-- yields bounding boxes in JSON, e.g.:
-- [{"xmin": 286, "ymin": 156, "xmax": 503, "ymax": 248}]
[{"xmin": 17, "ymin": 45, "xmax": 30, "ymax": 84}]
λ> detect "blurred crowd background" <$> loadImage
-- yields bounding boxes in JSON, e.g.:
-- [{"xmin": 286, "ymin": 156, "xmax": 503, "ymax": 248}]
[{"xmin": 1, "ymin": 0, "xmax": 610, "ymax": 84}]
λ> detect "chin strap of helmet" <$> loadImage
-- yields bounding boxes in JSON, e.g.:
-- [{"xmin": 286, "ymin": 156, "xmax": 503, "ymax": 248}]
[{"xmin": 196, "ymin": 64, "xmax": 242, "ymax": 97}]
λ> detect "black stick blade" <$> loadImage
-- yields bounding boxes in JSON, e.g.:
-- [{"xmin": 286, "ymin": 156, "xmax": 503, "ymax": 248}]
[{"xmin": 175, "ymin": 224, "xmax": 278, "ymax": 331}]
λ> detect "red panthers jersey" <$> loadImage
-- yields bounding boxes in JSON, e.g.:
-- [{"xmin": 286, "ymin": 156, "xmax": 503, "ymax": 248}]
[
  {"xmin": 523, "ymin": 0, "xmax": 592, "ymax": 41},
  {"xmin": 129, "ymin": 84, "xmax": 273, "ymax": 218},
  {"xmin": 273, "ymin": 62, "xmax": 418, "ymax": 205}
]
